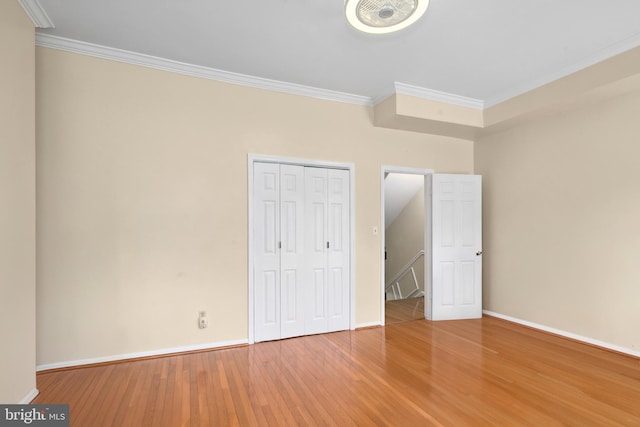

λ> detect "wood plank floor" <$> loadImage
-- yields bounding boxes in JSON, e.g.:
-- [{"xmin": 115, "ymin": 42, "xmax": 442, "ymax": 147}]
[
  {"xmin": 385, "ymin": 297, "xmax": 424, "ymax": 325},
  {"xmin": 34, "ymin": 316, "xmax": 640, "ymax": 426}
]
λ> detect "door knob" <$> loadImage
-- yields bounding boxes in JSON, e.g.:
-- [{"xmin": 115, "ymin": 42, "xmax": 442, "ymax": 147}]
[{"xmin": 476, "ymin": 251, "xmax": 483, "ymax": 256}]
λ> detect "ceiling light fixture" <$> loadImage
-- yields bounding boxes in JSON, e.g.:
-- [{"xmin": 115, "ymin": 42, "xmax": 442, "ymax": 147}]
[{"xmin": 345, "ymin": 0, "xmax": 429, "ymax": 34}]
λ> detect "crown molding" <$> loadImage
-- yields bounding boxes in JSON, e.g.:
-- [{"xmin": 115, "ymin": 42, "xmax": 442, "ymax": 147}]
[
  {"xmin": 34, "ymin": 29, "xmax": 640, "ymax": 113},
  {"xmin": 484, "ymin": 30, "xmax": 640, "ymax": 108},
  {"xmin": 394, "ymin": 82, "xmax": 485, "ymax": 110},
  {"xmin": 18, "ymin": 0, "xmax": 54, "ymax": 28},
  {"xmin": 35, "ymin": 34, "xmax": 374, "ymax": 107}
]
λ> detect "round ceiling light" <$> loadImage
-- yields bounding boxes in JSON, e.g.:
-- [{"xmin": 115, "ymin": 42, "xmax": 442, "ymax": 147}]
[{"xmin": 345, "ymin": 0, "xmax": 430, "ymax": 34}]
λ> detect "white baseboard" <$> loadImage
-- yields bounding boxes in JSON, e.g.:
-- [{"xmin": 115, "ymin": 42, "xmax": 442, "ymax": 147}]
[
  {"xmin": 356, "ymin": 321, "xmax": 382, "ymax": 329},
  {"xmin": 36, "ymin": 339, "xmax": 248, "ymax": 372},
  {"xmin": 19, "ymin": 388, "xmax": 39, "ymax": 404},
  {"xmin": 483, "ymin": 310, "xmax": 640, "ymax": 358}
]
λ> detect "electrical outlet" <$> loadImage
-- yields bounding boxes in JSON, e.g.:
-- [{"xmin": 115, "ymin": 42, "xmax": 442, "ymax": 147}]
[
  {"xmin": 199, "ymin": 317, "xmax": 208, "ymax": 329},
  {"xmin": 198, "ymin": 311, "xmax": 208, "ymax": 329}
]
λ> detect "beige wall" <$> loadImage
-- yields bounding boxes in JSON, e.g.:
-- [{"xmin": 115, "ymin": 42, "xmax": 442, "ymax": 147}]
[
  {"xmin": 476, "ymin": 87, "xmax": 640, "ymax": 352},
  {"xmin": 385, "ymin": 186, "xmax": 425, "ymax": 297},
  {"xmin": 0, "ymin": 1, "xmax": 36, "ymax": 403},
  {"xmin": 36, "ymin": 47, "xmax": 474, "ymax": 366}
]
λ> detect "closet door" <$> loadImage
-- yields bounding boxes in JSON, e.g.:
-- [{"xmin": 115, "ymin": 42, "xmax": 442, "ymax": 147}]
[
  {"xmin": 326, "ymin": 169, "xmax": 350, "ymax": 332},
  {"xmin": 254, "ymin": 162, "xmax": 281, "ymax": 342},
  {"xmin": 254, "ymin": 163, "xmax": 305, "ymax": 342},
  {"xmin": 305, "ymin": 167, "xmax": 350, "ymax": 334},
  {"xmin": 254, "ymin": 162, "xmax": 350, "ymax": 342},
  {"xmin": 279, "ymin": 165, "xmax": 306, "ymax": 338},
  {"xmin": 305, "ymin": 167, "xmax": 328, "ymax": 334}
]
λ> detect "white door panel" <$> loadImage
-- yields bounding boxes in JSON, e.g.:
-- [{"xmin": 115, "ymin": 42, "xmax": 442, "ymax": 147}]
[
  {"xmin": 280, "ymin": 165, "xmax": 305, "ymax": 339},
  {"xmin": 305, "ymin": 167, "xmax": 328, "ymax": 334},
  {"xmin": 327, "ymin": 169, "xmax": 350, "ymax": 332},
  {"xmin": 253, "ymin": 162, "xmax": 281, "ymax": 342},
  {"xmin": 431, "ymin": 174, "xmax": 482, "ymax": 320}
]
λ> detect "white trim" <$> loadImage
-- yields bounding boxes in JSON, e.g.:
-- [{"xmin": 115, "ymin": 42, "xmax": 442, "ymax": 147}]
[
  {"xmin": 35, "ymin": 339, "xmax": 248, "ymax": 372},
  {"xmin": 483, "ymin": 310, "xmax": 640, "ymax": 359},
  {"xmin": 484, "ymin": 31, "xmax": 640, "ymax": 108},
  {"xmin": 394, "ymin": 82, "xmax": 484, "ymax": 110},
  {"xmin": 18, "ymin": 0, "xmax": 54, "ymax": 28},
  {"xmin": 382, "ymin": 165, "xmax": 437, "ymax": 176},
  {"xmin": 247, "ymin": 154, "xmax": 254, "ymax": 345},
  {"xmin": 371, "ymin": 92, "xmax": 394, "ymax": 106},
  {"xmin": 423, "ymin": 174, "xmax": 433, "ymax": 320},
  {"xmin": 248, "ymin": 154, "xmax": 355, "ymax": 171},
  {"xmin": 34, "ymin": 34, "xmax": 373, "ymax": 107},
  {"xmin": 349, "ymin": 164, "xmax": 357, "ymax": 331},
  {"xmin": 355, "ymin": 321, "xmax": 382, "ymax": 329},
  {"xmin": 248, "ymin": 154, "xmax": 356, "ymax": 344},
  {"xmin": 19, "ymin": 388, "xmax": 39, "ymax": 404},
  {"xmin": 247, "ymin": 156, "xmax": 256, "ymax": 345},
  {"xmin": 381, "ymin": 166, "xmax": 434, "ymax": 325},
  {"xmin": 32, "ymin": 31, "xmax": 640, "ymax": 113}
]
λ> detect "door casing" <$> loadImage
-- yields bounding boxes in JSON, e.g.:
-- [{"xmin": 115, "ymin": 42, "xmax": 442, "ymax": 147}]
[{"xmin": 248, "ymin": 154, "xmax": 356, "ymax": 344}]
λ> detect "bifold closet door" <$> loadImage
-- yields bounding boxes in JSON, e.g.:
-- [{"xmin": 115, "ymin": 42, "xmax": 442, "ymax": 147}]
[
  {"xmin": 305, "ymin": 167, "xmax": 350, "ymax": 335},
  {"xmin": 254, "ymin": 162, "xmax": 350, "ymax": 342},
  {"xmin": 254, "ymin": 163, "xmax": 305, "ymax": 342}
]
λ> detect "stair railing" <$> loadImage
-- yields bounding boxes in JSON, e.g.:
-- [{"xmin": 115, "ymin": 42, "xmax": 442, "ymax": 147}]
[{"xmin": 385, "ymin": 250, "xmax": 425, "ymax": 300}]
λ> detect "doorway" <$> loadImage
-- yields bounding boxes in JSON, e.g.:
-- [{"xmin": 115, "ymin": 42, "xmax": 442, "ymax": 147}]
[{"xmin": 381, "ymin": 167, "xmax": 433, "ymax": 325}]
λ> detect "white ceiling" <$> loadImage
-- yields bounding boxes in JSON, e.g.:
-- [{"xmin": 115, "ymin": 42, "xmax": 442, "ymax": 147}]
[{"xmin": 35, "ymin": 0, "xmax": 640, "ymax": 106}]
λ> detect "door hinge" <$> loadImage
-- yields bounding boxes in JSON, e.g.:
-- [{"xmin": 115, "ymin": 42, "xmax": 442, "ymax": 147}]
[
  {"xmin": 327, "ymin": 241, "xmax": 330, "ymax": 249},
  {"xmin": 278, "ymin": 241, "xmax": 282, "ymax": 249}
]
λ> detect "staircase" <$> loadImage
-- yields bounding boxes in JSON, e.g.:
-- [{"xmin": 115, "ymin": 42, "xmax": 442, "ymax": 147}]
[{"xmin": 385, "ymin": 250, "xmax": 424, "ymax": 300}]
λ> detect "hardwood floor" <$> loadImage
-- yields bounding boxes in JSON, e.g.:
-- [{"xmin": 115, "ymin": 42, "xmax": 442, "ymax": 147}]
[
  {"xmin": 385, "ymin": 297, "xmax": 424, "ymax": 325},
  {"xmin": 34, "ymin": 316, "xmax": 640, "ymax": 426}
]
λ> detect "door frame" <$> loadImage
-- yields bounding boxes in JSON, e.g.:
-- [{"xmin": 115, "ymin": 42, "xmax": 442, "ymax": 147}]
[
  {"xmin": 248, "ymin": 154, "xmax": 356, "ymax": 344},
  {"xmin": 380, "ymin": 166, "xmax": 434, "ymax": 324}
]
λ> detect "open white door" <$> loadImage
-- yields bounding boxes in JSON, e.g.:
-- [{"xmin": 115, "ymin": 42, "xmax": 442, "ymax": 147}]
[{"xmin": 430, "ymin": 174, "xmax": 482, "ymax": 320}]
